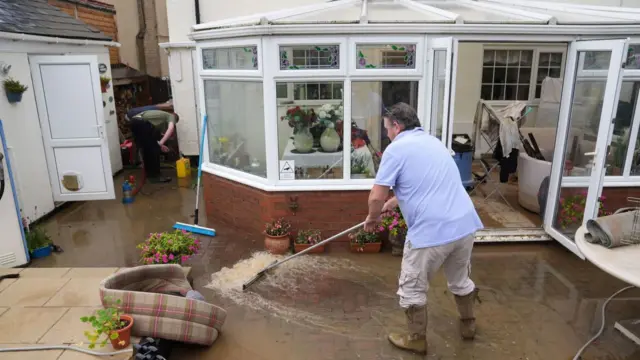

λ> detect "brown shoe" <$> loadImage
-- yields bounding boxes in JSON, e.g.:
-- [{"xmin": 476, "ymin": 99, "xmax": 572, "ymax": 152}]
[
  {"xmin": 388, "ymin": 305, "xmax": 427, "ymax": 354},
  {"xmin": 454, "ymin": 288, "xmax": 480, "ymax": 340}
]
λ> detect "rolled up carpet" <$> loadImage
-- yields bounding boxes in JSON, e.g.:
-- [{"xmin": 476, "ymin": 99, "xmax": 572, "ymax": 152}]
[{"xmin": 585, "ymin": 211, "xmax": 636, "ymax": 248}]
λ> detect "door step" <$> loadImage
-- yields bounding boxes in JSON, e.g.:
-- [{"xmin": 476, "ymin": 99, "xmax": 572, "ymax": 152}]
[{"xmin": 475, "ymin": 228, "xmax": 551, "ymax": 243}]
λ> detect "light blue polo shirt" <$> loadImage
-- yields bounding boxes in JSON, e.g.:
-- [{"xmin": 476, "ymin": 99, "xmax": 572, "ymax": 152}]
[{"xmin": 375, "ymin": 127, "xmax": 483, "ymax": 248}]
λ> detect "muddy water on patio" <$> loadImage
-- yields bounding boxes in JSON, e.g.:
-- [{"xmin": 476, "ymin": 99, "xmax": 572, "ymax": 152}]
[{"xmin": 29, "ymin": 174, "xmax": 640, "ymax": 360}]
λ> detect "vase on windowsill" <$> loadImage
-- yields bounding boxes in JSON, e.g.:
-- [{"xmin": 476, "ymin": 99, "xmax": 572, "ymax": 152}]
[
  {"xmin": 293, "ymin": 127, "xmax": 314, "ymax": 153},
  {"xmin": 320, "ymin": 126, "xmax": 340, "ymax": 153}
]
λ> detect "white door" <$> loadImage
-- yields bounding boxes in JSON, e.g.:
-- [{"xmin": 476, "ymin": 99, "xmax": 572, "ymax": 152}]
[
  {"xmin": 425, "ymin": 37, "xmax": 457, "ymax": 148},
  {"xmin": 543, "ymin": 39, "xmax": 629, "ymax": 258},
  {"xmin": 30, "ymin": 55, "xmax": 115, "ymax": 201}
]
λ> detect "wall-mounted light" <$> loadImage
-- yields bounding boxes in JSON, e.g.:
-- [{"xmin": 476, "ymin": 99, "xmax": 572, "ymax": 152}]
[{"xmin": 0, "ymin": 62, "xmax": 11, "ymax": 76}]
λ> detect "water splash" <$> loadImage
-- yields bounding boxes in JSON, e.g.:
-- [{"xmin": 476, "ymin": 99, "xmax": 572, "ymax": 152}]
[{"xmin": 205, "ymin": 251, "xmax": 396, "ymax": 338}]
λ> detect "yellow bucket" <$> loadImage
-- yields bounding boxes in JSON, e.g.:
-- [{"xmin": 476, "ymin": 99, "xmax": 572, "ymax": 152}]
[{"xmin": 176, "ymin": 157, "xmax": 191, "ymax": 178}]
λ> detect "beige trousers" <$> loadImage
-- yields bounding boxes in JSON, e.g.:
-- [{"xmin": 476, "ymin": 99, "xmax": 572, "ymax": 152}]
[{"xmin": 397, "ymin": 234, "xmax": 476, "ymax": 308}]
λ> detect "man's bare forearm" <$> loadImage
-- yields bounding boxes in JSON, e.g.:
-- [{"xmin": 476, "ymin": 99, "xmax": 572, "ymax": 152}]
[{"xmin": 367, "ymin": 185, "xmax": 389, "ymax": 219}]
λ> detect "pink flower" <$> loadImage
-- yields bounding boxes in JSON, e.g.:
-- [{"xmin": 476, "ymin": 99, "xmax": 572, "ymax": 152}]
[
  {"xmin": 181, "ymin": 255, "xmax": 189, "ymax": 263},
  {"xmin": 181, "ymin": 229, "xmax": 188, "ymax": 234},
  {"xmin": 378, "ymin": 226, "xmax": 385, "ymax": 232},
  {"xmin": 162, "ymin": 255, "xmax": 168, "ymax": 263},
  {"xmin": 155, "ymin": 252, "xmax": 161, "ymax": 259},
  {"xmin": 168, "ymin": 254, "xmax": 174, "ymax": 261}
]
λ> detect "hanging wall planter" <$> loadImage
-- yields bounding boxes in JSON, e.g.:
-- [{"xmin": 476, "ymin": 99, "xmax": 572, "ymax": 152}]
[
  {"xmin": 100, "ymin": 76, "xmax": 111, "ymax": 93},
  {"xmin": 3, "ymin": 77, "xmax": 28, "ymax": 104}
]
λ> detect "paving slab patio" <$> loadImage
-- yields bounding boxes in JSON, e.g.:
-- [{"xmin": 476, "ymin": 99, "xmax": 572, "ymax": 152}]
[{"xmin": 0, "ymin": 267, "xmax": 136, "ymax": 359}]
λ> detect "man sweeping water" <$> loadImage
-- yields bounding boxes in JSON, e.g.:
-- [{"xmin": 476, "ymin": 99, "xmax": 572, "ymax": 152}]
[{"xmin": 364, "ymin": 103, "xmax": 484, "ymax": 354}]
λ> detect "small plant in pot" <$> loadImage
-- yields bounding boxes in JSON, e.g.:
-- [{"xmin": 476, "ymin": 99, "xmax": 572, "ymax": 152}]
[
  {"xmin": 348, "ymin": 229, "xmax": 381, "ymax": 253},
  {"xmin": 380, "ymin": 207, "xmax": 407, "ymax": 256},
  {"xmin": 137, "ymin": 229, "xmax": 201, "ymax": 265},
  {"xmin": 25, "ymin": 225, "xmax": 53, "ymax": 259},
  {"xmin": 264, "ymin": 218, "xmax": 291, "ymax": 255},
  {"xmin": 3, "ymin": 77, "xmax": 28, "ymax": 104},
  {"xmin": 100, "ymin": 76, "xmax": 111, "ymax": 93},
  {"xmin": 80, "ymin": 298, "xmax": 133, "ymax": 350},
  {"xmin": 294, "ymin": 229, "xmax": 324, "ymax": 254}
]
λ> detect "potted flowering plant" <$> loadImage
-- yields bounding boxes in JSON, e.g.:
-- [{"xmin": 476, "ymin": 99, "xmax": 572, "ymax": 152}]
[
  {"xmin": 281, "ymin": 106, "xmax": 317, "ymax": 153},
  {"xmin": 80, "ymin": 298, "xmax": 133, "ymax": 350},
  {"xmin": 348, "ymin": 229, "xmax": 382, "ymax": 253},
  {"xmin": 137, "ymin": 229, "xmax": 201, "ymax": 265},
  {"xmin": 100, "ymin": 76, "xmax": 111, "ymax": 93},
  {"xmin": 264, "ymin": 218, "xmax": 292, "ymax": 255},
  {"xmin": 380, "ymin": 207, "xmax": 407, "ymax": 256},
  {"xmin": 317, "ymin": 103, "xmax": 343, "ymax": 153},
  {"xmin": 557, "ymin": 192, "xmax": 609, "ymax": 230},
  {"xmin": 294, "ymin": 229, "xmax": 325, "ymax": 254}
]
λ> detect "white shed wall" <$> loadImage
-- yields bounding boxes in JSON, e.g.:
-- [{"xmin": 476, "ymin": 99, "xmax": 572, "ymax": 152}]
[{"xmin": 0, "ymin": 40, "xmax": 121, "ymax": 223}]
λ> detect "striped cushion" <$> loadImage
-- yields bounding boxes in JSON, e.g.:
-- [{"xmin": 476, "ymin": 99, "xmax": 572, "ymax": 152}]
[{"xmin": 100, "ymin": 264, "xmax": 226, "ymax": 346}]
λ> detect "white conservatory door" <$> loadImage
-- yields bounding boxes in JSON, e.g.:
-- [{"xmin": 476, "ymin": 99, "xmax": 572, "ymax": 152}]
[
  {"xmin": 30, "ymin": 55, "xmax": 115, "ymax": 201},
  {"xmin": 543, "ymin": 39, "xmax": 629, "ymax": 258},
  {"xmin": 425, "ymin": 37, "xmax": 457, "ymax": 148}
]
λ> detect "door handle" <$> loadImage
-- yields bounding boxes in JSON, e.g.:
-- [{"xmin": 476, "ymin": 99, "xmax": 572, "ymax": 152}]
[{"xmin": 584, "ymin": 151, "xmax": 597, "ymax": 157}]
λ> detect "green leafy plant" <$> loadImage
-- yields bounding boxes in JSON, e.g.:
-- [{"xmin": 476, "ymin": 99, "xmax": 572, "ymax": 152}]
[
  {"xmin": 348, "ymin": 229, "xmax": 380, "ymax": 251},
  {"xmin": 265, "ymin": 218, "xmax": 291, "ymax": 237},
  {"xmin": 379, "ymin": 206, "xmax": 407, "ymax": 236},
  {"xmin": 351, "ymin": 155, "xmax": 371, "ymax": 177},
  {"xmin": 3, "ymin": 77, "xmax": 28, "ymax": 94},
  {"xmin": 295, "ymin": 229, "xmax": 322, "ymax": 245},
  {"xmin": 25, "ymin": 226, "xmax": 52, "ymax": 252},
  {"xmin": 138, "ymin": 229, "xmax": 201, "ymax": 265},
  {"xmin": 80, "ymin": 298, "xmax": 127, "ymax": 349},
  {"xmin": 99, "ymin": 76, "xmax": 111, "ymax": 85}
]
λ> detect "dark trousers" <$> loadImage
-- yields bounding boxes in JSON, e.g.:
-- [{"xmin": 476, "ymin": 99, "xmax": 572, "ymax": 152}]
[{"xmin": 130, "ymin": 118, "xmax": 161, "ymax": 178}]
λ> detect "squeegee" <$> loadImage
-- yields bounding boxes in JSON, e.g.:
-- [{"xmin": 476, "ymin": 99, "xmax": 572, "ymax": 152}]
[{"xmin": 173, "ymin": 115, "xmax": 216, "ymax": 237}]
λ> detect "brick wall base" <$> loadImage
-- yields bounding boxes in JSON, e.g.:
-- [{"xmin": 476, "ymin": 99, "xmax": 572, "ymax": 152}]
[{"xmin": 203, "ymin": 173, "xmax": 371, "ymax": 249}]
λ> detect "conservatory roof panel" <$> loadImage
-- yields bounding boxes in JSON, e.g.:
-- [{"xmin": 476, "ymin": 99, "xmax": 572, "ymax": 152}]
[
  {"xmin": 424, "ymin": 2, "xmax": 540, "ymax": 23},
  {"xmin": 193, "ymin": 0, "xmax": 640, "ymax": 33},
  {"xmin": 366, "ymin": 2, "xmax": 452, "ymax": 23},
  {"xmin": 272, "ymin": 3, "xmax": 363, "ymax": 24}
]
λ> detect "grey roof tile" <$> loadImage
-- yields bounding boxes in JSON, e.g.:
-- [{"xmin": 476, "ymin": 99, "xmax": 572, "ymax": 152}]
[{"xmin": 0, "ymin": 0, "xmax": 111, "ymax": 41}]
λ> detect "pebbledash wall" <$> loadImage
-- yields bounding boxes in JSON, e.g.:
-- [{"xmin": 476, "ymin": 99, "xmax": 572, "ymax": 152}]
[{"xmin": 204, "ymin": 175, "xmax": 369, "ymax": 242}]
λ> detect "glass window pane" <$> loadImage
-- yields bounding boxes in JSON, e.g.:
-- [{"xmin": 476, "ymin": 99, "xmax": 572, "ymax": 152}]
[
  {"xmin": 276, "ymin": 83, "xmax": 288, "ymax": 99},
  {"xmin": 280, "ymin": 45, "xmax": 339, "ymax": 70},
  {"xmin": 608, "ymin": 81, "xmax": 640, "ymax": 175},
  {"xmin": 277, "ymin": 81, "xmax": 344, "ymax": 180},
  {"xmin": 582, "ymin": 51, "xmax": 611, "ymax": 70},
  {"xmin": 356, "ymin": 44, "xmax": 416, "ymax": 69},
  {"xmin": 204, "ymin": 80, "xmax": 266, "ymax": 177},
  {"xmin": 432, "ymin": 50, "xmax": 447, "ymax": 140},
  {"xmin": 626, "ymin": 44, "xmax": 640, "ymax": 70},
  {"xmin": 202, "ymin": 46, "xmax": 258, "ymax": 70},
  {"xmin": 550, "ymin": 50, "xmax": 611, "ymax": 241},
  {"xmin": 351, "ymin": 81, "xmax": 419, "ymax": 179}
]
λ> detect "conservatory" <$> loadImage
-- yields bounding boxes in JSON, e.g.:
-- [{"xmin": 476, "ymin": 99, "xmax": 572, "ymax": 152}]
[{"xmin": 191, "ymin": 0, "xmax": 640, "ymax": 257}]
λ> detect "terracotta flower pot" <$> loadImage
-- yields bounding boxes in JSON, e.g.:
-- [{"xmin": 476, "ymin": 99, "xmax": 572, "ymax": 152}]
[
  {"xmin": 350, "ymin": 242, "xmax": 382, "ymax": 253},
  {"xmin": 294, "ymin": 243, "xmax": 325, "ymax": 254},
  {"xmin": 109, "ymin": 315, "xmax": 134, "ymax": 349},
  {"xmin": 265, "ymin": 233, "xmax": 290, "ymax": 255}
]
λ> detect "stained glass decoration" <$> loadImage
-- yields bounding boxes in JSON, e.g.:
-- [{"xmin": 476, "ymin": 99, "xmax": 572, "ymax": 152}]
[
  {"xmin": 356, "ymin": 44, "xmax": 416, "ymax": 69},
  {"xmin": 280, "ymin": 45, "xmax": 339, "ymax": 70},
  {"xmin": 202, "ymin": 46, "xmax": 258, "ymax": 70}
]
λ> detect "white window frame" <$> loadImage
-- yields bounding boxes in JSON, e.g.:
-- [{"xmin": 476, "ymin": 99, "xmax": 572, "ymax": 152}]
[
  {"xmin": 481, "ymin": 44, "xmax": 567, "ymax": 106},
  {"xmin": 197, "ymin": 37, "xmax": 270, "ymax": 186},
  {"xmin": 198, "ymin": 37, "xmax": 263, "ymax": 78},
  {"xmin": 349, "ymin": 36, "xmax": 425, "ymax": 77}
]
